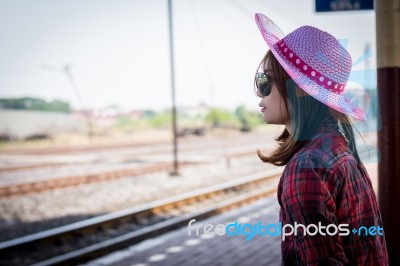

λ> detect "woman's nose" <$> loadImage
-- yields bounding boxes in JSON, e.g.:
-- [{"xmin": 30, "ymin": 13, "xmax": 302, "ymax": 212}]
[{"xmin": 256, "ymin": 89, "xmax": 263, "ymax": 98}]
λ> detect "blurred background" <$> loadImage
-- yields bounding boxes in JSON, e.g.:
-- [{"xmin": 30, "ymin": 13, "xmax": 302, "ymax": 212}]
[
  {"xmin": 0, "ymin": 0, "xmax": 376, "ymax": 146},
  {"xmin": 0, "ymin": 0, "xmax": 377, "ymax": 265}
]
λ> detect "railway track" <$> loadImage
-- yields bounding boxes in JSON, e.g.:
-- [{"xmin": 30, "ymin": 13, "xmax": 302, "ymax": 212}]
[
  {"xmin": 0, "ymin": 132, "xmax": 375, "ymax": 197},
  {"xmin": 0, "ymin": 163, "xmax": 68, "ymax": 173},
  {"xmin": 0, "ymin": 132, "xmax": 268, "ymax": 174},
  {"xmin": 0, "ymin": 161, "xmax": 198, "ymax": 198},
  {"xmin": 0, "ymin": 138, "xmax": 166, "ymax": 156},
  {"xmin": 0, "ymin": 168, "xmax": 282, "ymax": 266},
  {"xmin": 0, "ymin": 149, "xmax": 260, "ymax": 198},
  {"xmin": 1, "ymin": 137, "xmax": 376, "ymax": 198},
  {"xmin": 0, "ymin": 131, "xmax": 268, "ymax": 156}
]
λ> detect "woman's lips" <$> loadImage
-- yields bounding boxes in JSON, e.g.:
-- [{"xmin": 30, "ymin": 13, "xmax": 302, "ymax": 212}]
[{"xmin": 261, "ymin": 107, "xmax": 266, "ymax": 112}]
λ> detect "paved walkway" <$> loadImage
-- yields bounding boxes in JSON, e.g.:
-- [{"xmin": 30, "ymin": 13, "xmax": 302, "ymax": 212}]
[{"xmin": 88, "ymin": 196, "xmax": 282, "ymax": 266}]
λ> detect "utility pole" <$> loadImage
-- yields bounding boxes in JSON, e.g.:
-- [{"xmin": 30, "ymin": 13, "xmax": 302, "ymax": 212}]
[
  {"xmin": 62, "ymin": 64, "xmax": 94, "ymax": 138},
  {"xmin": 41, "ymin": 63, "xmax": 93, "ymax": 139},
  {"xmin": 167, "ymin": 0, "xmax": 180, "ymax": 176},
  {"xmin": 376, "ymin": 0, "xmax": 400, "ymax": 264}
]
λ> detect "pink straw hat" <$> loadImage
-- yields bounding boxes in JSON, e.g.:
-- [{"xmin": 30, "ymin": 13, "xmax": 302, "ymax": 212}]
[{"xmin": 255, "ymin": 13, "xmax": 366, "ymax": 121}]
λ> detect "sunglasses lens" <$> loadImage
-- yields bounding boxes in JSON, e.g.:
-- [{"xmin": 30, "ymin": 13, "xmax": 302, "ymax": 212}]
[
  {"xmin": 256, "ymin": 73, "xmax": 271, "ymax": 97},
  {"xmin": 259, "ymin": 82, "xmax": 271, "ymax": 97}
]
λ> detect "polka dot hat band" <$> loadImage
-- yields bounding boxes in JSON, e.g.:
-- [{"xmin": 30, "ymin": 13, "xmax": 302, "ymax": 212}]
[{"xmin": 255, "ymin": 13, "xmax": 367, "ymax": 121}]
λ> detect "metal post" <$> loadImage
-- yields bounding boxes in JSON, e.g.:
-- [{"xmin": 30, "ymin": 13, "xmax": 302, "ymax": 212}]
[
  {"xmin": 63, "ymin": 64, "xmax": 94, "ymax": 139},
  {"xmin": 167, "ymin": 0, "xmax": 180, "ymax": 176},
  {"xmin": 41, "ymin": 63, "xmax": 93, "ymax": 139},
  {"xmin": 376, "ymin": 0, "xmax": 400, "ymax": 264}
]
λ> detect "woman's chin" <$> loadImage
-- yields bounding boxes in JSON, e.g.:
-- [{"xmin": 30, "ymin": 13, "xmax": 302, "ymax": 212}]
[
  {"xmin": 263, "ymin": 116, "xmax": 274, "ymax": 124},
  {"xmin": 263, "ymin": 117, "xmax": 284, "ymax": 126}
]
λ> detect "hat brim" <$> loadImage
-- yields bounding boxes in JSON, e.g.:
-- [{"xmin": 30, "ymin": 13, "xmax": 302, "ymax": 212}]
[{"xmin": 255, "ymin": 13, "xmax": 367, "ymax": 121}]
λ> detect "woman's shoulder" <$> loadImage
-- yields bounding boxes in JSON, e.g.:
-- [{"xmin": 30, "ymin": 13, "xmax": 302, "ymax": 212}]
[
  {"xmin": 280, "ymin": 142, "xmax": 363, "ymax": 202},
  {"xmin": 282, "ymin": 134, "xmax": 363, "ymax": 191}
]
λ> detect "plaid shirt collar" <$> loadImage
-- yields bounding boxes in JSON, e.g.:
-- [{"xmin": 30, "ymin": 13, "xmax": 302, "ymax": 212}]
[{"xmin": 315, "ymin": 116, "xmax": 340, "ymax": 135}]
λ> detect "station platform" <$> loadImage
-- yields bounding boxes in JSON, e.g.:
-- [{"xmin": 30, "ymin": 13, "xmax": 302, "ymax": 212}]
[
  {"xmin": 87, "ymin": 196, "xmax": 282, "ymax": 266},
  {"xmin": 86, "ymin": 160, "xmax": 379, "ymax": 266}
]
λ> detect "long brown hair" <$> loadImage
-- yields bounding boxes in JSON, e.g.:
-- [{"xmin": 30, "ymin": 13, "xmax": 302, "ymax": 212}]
[{"xmin": 255, "ymin": 50, "xmax": 363, "ymax": 166}]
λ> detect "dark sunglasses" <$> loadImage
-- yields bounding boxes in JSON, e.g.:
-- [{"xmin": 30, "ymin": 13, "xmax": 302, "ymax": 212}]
[{"xmin": 255, "ymin": 72, "xmax": 273, "ymax": 97}]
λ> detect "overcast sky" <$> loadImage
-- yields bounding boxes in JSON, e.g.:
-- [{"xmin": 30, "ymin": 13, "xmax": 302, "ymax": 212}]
[{"xmin": 0, "ymin": 0, "xmax": 375, "ymax": 112}]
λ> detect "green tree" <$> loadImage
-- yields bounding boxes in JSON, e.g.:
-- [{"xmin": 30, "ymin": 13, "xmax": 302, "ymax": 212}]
[
  {"xmin": 0, "ymin": 97, "xmax": 70, "ymax": 113},
  {"xmin": 205, "ymin": 108, "xmax": 236, "ymax": 127}
]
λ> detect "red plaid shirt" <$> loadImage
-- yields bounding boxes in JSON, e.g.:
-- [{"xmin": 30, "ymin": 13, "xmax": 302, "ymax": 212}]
[{"xmin": 277, "ymin": 119, "xmax": 389, "ymax": 265}]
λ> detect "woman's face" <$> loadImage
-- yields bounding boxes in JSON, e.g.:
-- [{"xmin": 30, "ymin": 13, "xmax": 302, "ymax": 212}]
[{"xmin": 257, "ymin": 62, "xmax": 290, "ymax": 126}]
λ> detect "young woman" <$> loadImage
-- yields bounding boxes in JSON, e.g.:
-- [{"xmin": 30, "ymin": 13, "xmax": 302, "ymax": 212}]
[{"xmin": 254, "ymin": 13, "xmax": 389, "ymax": 265}]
